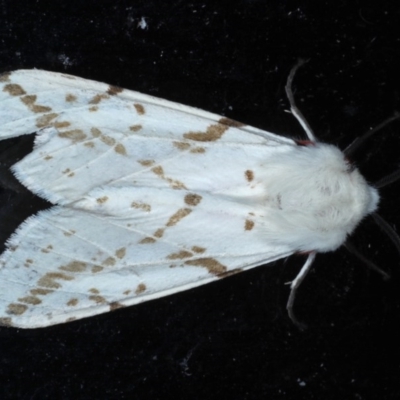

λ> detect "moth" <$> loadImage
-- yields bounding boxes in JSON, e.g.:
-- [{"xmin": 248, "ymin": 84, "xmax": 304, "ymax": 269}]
[{"xmin": 0, "ymin": 63, "xmax": 390, "ymax": 328}]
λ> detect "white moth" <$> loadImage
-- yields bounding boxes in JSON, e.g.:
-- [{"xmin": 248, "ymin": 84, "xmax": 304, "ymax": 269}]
[{"xmin": 0, "ymin": 67, "xmax": 379, "ymax": 329}]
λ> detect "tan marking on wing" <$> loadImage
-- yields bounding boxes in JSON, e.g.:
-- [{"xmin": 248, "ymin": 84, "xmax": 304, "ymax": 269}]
[
  {"xmin": 114, "ymin": 143, "xmax": 127, "ymax": 155},
  {"xmin": 25, "ymin": 259, "xmax": 33, "ymax": 265},
  {"xmin": 102, "ymin": 257, "xmax": 116, "ymax": 266},
  {"xmin": 0, "ymin": 72, "xmax": 11, "ymax": 82},
  {"xmin": 110, "ymin": 302, "xmax": 126, "ymax": 311},
  {"xmin": 7, "ymin": 303, "xmax": 28, "ymax": 315},
  {"xmin": 115, "ymin": 247, "xmax": 126, "ymax": 259},
  {"xmin": 167, "ymin": 250, "xmax": 193, "ymax": 260},
  {"xmin": 54, "ymin": 121, "xmax": 71, "ymax": 128},
  {"xmin": 20, "ymin": 94, "xmax": 52, "ymax": 113},
  {"xmin": 190, "ymin": 147, "xmax": 205, "ymax": 153},
  {"xmin": 3, "ymin": 83, "xmax": 26, "ymax": 96},
  {"xmin": 96, "ymin": 196, "xmax": 109, "ymax": 204},
  {"xmin": 30, "ymin": 288, "xmax": 53, "ymax": 296},
  {"xmin": 139, "ymin": 237, "xmax": 156, "ymax": 244},
  {"xmin": 41, "ymin": 245, "xmax": 53, "ymax": 254},
  {"xmin": 184, "ymin": 193, "xmax": 202, "ymax": 206},
  {"xmin": 89, "ymin": 295, "xmax": 107, "ymax": 304},
  {"xmin": 134, "ymin": 103, "xmax": 145, "ymax": 115},
  {"xmin": 129, "ymin": 124, "xmax": 142, "ymax": 132},
  {"xmin": 218, "ymin": 117, "xmax": 245, "ymax": 128},
  {"xmin": 89, "ymin": 106, "xmax": 99, "ymax": 112},
  {"xmin": 167, "ymin": 208, "xmax": 192, "ymax": 226},
  {"xmin": 36, "ymin": 113, "xmax": 58, "ymax": 128},
  {"xmin": 191, "ymin": 246, "xmax": 206, "ymax": 253},
  {"xmin": 89, "ymin": 288, "xmax": 100, "ymax": 294},
  {"xmin": 100, "ymin": 135, "xmax": 116, "ymax": 146},
  {"xmin": 84, "ymin": 141, "xmax": 95, "ymax": 148},
  {"xmin": 58, "ymin": 129, "xmax": 87, "ymax": 142},
  {"xmin": 245, "ymin": 220, "xmax": 255, "ymax": 231},
  {"xmin": 66, "ymin": 93, "xmax": 77, "ymax": 102},
  {"xmin": 154, "ymin": 228, "xmax": 165, "ymax": 238},
  {"xmin": 138, "ymin": 159, "xmax": 155, "ymax": 167},
  {"xmin": 63, "ymin": 230, "xmax": 76, "ymax": 237},
  {"xmin": 0, "ymin": 318, "xmax": 13, "ymax": 327},
  {"xmin": 131, "ymin": 202, "xmax": 151, "ymax": 212},
  {"xmin": 59, "ymin": 261, "xmax": 87, "ymax": 273},
  {"xmin": 44, "ymin": 155, "xmax": 53, "ymax": 160},
  {"xmin": 67, "ymin": 298, "xmax": 79, "ymax": 306},
  {"xmin": 37, "ymin": 272, "xmax": 74, "ymax": 288},
  {"xmin": 123, "ymin": 290, "xmax": 131, "ymax": 295},
  {"xmin": 183, "ymin": 123, "xmax": 228, "ymax": 142},
  {"xmin": 91, "ymin": 127, "xmax": 101, "ymax": 137},
  {"xmin": 107, "ymin": 85, "xmax": 123, "ymax": 95},
  {"xmin": 92, "ymin": 266, "xmax": 104, "ymax": 273},
  {"xmin": 151, "ymin": 165, "xmax": 187, "ymax": 189},
  {"xmin": 18, "ymin": 296, "xmax": 42, "ymax": 305},
  {"xmin": 135, "ymin": 283, "xmax": 147, "ymax": 294},
  {"xmin": 245, "ymin": 170, "xmax": 254, "ymax": 182},
  {"xmin": 89, "ymin": 93, "xmax": 109, "ymax": 104},
  {"xmin": 173, "ymin": 141, "xmax": 191, "ymax": 151},
  {"xmin": 184, "ymin": 258, "xmax": 227, "ymax": 276}
]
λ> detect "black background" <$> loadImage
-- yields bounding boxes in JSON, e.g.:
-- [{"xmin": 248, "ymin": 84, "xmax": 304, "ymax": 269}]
[{"xmin": 1, "ymin": 1, "xmax": 400, "ymax": 399}]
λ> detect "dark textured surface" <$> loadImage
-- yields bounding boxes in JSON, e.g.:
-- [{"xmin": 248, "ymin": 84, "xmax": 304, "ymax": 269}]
[{"xmin": 1, "ymin": 1, "xmax": 400, "ymax": 399}]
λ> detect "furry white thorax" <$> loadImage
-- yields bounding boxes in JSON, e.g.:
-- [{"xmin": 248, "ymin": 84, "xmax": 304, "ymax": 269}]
[{"xmin": 252, "ymin": 143, "xmax": 379, "ymax": 253}]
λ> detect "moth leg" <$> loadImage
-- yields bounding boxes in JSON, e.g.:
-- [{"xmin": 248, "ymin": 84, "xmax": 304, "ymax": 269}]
[{"xmin": 286, "ymin": 251, "xmax": 316, "ymax": 330}]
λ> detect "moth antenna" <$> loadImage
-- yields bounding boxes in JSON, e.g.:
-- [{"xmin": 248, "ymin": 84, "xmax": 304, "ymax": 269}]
[
  {"xmin": 374, "ymin": 167, "xmax": 400, "ymax": 189},
  {"xmin": 371, "ymin": 213, "xmax": 400, "ymax": 255},
  {"xmin": 344, "ymin": 112, "xmax": 400, "ymax": 157},
  {"xmin": 286, "ymin": 251, "xmax": 316, "ymax": 330},
  {"xmin": 344, "ymin": 241, "xmax": 390, "ymax": 280},
  {"xmin": 285, "ymin": 59, "xmax": 317, "ymax": 142}
]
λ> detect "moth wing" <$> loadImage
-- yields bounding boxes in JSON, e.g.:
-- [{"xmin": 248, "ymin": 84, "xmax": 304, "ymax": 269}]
[
  {"xmin": 0, "ymin": 186, "xmax": 293, "ymax": 328},
  {"xmin": 0, "ymin": 69, "xmax": 296, "ymax": 204}
]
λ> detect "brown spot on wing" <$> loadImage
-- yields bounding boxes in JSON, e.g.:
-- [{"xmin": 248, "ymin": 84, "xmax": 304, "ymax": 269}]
[
  {"xmin": 139, "ymin": 237, "xmax": 156, "ymax": 244},
  {"xmin": 59, "ymin": 129, "xmax": 87, "ymax": 142},
  {"xmin": 66, "ymin": 93, "xmax": 77, "ymax": 102},
  {"xmin": 0, "ymin": 72, "xmax": 11, "ymax": 82},
  {"xmin": 167, "ymin": 250, "xmax": 193, "ymax": 260},
  {"xmin": 30, "ymin": 288, "xmax": 53, "ymax": 296},
  {"xmin": 7, "ymin": 303, "xmax": 28, "ymax": 315},
  {"xmin": 218, "ymin": 117, "xmax": 245, "ymax": 128},
  {"xmin": 184, "ymin": 258, "xmax": 227, "ymax": 276},
  {"xmin": 67, "ymin": 298, "xmax": 79, "ymax": 306},
  {"xmin": 245, "ymin": 170, "xmax": 254, "ymax": 182},
  {"xmin": 184, "ymin": 193, "xmax": 202, "ymax": 206},
  {"xmin": 245, "ymin": 220, "xmax": 255, "ymax": 231},
  {"xmin": 115, "ymin": 143, "xmax": 127, "ymax": 155},
  {"xmin": 173, "ymin": 141, "xmax": 191, "ymax": 150},
  {"xmin": 107, "ymin": 85, "xmax": 123, "ymax": 95},
  {"xmin": 96, "ymin": 196, "xmax": 109, "ymax": 204},
  {"xmin": 134, "ymin": 103, "xmax": 145, "ymax": 115},
  {"xmin": 110, "ymin": 302, "xmax": 126, "ymax": 311},
  {"xmin": 18, "ymin": 296, "xmax": 42, "ymax": 305},
  {"xmin": 135, "ymin": 283, "xmax": 147, "ymax": 294},
  {"xmin": 130, "ymin": 124, "xmax": 142, "ymax": 132},
  {"xmin": 36, "ymin": 113, "xmax": 58, "ymax": 128},
  {"xmin": 191, "ymin": 246, "xmax": 206, "ymax": 253},
  {"xmin": 102, "ymin": 257, "xmax": 116, "ymax": 266},
  {"xmin": 89, "ymin": 93, "xmax": 109, "ymax": 104},
  {"xmin": 166, "ymin": 208, "xmax": 192, "ymax": 226},
  {"xmin": 20, "ymin": 94, "xmax": 52, "ymax": 113},
  {"xmin": 115, "ymin": 247, "xmax": 126, "ymax": 259},
  {"xmin": 89, "ymin": 295, "xmax": 107, "ymax": 304},
  {"xmin": 89, "ymin": 288, "xmax": 100, "ymax": 294},
  {"xmin": 38, "ymin": 272, "xmax": 74, "ymax": 288},
  {"xmin": 151, "ymin": 165, "xmax": 187, "ymax": 189},
  {"xmin": 217, "ymin": 268, "xmax": 243, "ymax": 278},
  {"xmin": 183, "ymin": 123, "xmax": 228, "ymax": 142},
  {"xmin": 131, "ymin": 202, "xmax": 151, "ymax": 212},
  {"xmin": 139, "ymin": 159, "xmax": 155, "ymax": 167},
  {"xmin": 0, "ymin": 318, "xmax": 13, "ymax": 327},
  {"xmin": 60, "ymin": 261, "xmax": 87, "ymax": 273},
  {"xmin": 3, "ymin": 83, "xmax": 26, "ymax": 96}
]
